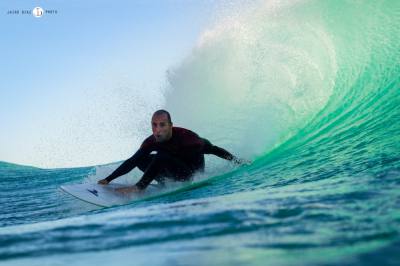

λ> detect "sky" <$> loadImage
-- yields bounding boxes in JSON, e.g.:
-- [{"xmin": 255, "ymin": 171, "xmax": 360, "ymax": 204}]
[{"xmin": 0, "ymin": 0, "xmax": 221, "ymax": 168}]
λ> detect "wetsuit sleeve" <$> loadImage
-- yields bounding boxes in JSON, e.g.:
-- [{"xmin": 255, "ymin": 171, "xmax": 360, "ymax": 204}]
[
  {"xmin": 105, "ymin": 148, "xmax": 148, "ymax": 183},
  {"xmin": 202, "ymin": 138, "xmax": 236, "ymax": 161}
]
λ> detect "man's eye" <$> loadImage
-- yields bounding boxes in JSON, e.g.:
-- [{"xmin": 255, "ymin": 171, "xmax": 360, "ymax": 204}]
[{"xmin": 160, "ymin": 123, "xmax": 165, "ymax": 127}]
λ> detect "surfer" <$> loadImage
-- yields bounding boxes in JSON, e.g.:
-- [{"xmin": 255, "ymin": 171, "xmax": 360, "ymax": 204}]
[{"xmin": 98, "ymin": 109, "xmax": 249, "ymax": 194}]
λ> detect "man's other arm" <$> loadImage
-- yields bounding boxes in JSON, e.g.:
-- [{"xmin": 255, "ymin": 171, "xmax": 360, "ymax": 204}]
[{"xmin": 202, "ymin": 138, "xmax": 249, "ymax": 165}]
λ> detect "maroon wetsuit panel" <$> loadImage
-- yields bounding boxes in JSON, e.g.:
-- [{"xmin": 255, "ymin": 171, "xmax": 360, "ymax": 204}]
[{"xmin": 140, "ymin": 127, "xmax": 205, "ymax": 167}]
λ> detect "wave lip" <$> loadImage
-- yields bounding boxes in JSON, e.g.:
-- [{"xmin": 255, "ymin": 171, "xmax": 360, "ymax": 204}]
[{"xmin": 165, "ymin": 0, "xmax": 338, "ymax": 160}]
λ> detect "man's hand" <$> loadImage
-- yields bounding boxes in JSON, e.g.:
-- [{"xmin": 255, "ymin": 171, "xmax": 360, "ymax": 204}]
[
  {"xmin": 98, "ymin": 178, "xmax": 110, "ymax": 185},
  {"xmin": 115, "ymin": 185, "xmax": 141, "ymax": 195},
  {"xmin": 233, "ymin": 157, "xmax": 252, "ymax": 166}
]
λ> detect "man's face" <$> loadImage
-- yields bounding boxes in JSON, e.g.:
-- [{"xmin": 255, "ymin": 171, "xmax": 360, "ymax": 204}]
[{"xmin": 152, "ymin": 114, "xmax": 173, "ymax": 142}]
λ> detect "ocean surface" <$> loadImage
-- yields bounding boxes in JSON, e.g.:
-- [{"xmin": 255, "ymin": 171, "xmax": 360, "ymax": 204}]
[{"xmin": 1, "ymin": 1, "xmax": 399, "ymax": 265}]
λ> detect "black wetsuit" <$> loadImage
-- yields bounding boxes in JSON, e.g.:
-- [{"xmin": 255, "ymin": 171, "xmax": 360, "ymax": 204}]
[{"xmin": 105, "ymin": 127, "xmax": 236, "ymax": 190}]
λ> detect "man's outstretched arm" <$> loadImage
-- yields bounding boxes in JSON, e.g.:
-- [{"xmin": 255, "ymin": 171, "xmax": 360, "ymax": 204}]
[
  {"xmin": 202, "ymin": 139, "xmax": 250, "ymax": 165},
  {"xmin": 98, "ymin": 149, "xmax": 146, "ymax": 184}
]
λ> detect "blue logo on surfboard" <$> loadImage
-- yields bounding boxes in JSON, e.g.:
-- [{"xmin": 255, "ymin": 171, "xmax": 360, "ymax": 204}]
[{"xmin": 87, "ymin": 189, "xmax": 99, "ymax": 197}]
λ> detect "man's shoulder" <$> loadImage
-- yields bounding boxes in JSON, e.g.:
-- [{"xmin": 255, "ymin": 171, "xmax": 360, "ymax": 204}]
[
  {"xmin": 173, "ymin": 127, "xmax": 200, "ymax": 138},
  {"xmin": 141, "ymin": 135, "xmax": 156, "ymax": 149}
]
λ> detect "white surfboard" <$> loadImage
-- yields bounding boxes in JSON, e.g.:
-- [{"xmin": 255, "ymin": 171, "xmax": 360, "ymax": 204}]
[{"xmin": 60, "ymin": 183, "xmax": 161, "ymax": 207}]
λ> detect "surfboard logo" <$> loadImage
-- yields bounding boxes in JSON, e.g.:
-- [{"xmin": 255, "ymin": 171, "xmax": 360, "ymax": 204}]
[{"xmin": 87, "ymin": 189, "xmax": 99, "ymax": 197}]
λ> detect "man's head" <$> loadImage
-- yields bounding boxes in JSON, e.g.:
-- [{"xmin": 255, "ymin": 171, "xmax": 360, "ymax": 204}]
[{"xmin": 151, "ymin": 110, "xmax": 173, "ymax": 142}]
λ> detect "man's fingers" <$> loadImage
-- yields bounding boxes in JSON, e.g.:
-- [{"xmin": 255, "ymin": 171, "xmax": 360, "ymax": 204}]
[
  {"xmin": 234, "ymin": 158, "xmax": 252, "ymax": 165},
  {"xmin": 243, "ymin": 159, "xmax": 252, "ymax": 165}
]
